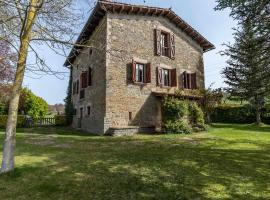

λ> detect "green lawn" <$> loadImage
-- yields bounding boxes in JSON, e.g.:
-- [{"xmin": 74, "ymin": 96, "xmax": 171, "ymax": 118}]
[{"xmin": 0, "ymin": 124, "xmax": 270, "ymax": 200}]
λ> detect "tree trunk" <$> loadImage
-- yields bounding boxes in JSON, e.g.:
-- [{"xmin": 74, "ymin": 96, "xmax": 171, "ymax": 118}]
[
  {"xmin": 255, "ymin": 106, "xmax": 262, "ymax": 125},
  {"xmin": 0, "ymin": 0, "xmax": 41, "ymax": 174}
]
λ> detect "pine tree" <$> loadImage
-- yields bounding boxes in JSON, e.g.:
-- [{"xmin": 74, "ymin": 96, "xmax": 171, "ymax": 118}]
[
  {"xmin": 64, "ymin": 68, "xmax": 74, "ymax": 126},
  {"xmin": 222, "ymin": 21, "xmax": 270, "ymax": 124}
]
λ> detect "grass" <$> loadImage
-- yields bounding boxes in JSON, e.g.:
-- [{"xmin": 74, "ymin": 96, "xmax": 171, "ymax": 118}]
[{"xmin": 0, "ymin": 124, "xmax": 269, "ymax": 200}]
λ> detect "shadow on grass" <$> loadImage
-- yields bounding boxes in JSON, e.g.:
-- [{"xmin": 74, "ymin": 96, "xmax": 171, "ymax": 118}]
[
  {"xmin": 15, "ymin": 126, "xmax": 100, "ymax": 137},
  {"xmin": 0, "ymin": 128, "xmax": 270, "ymax": 200}
]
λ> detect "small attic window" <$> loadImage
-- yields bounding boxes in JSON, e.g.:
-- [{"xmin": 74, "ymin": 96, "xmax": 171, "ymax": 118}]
[{"xmin": 89, "ymin": 48, "xmax": 93, "ymax": 56}]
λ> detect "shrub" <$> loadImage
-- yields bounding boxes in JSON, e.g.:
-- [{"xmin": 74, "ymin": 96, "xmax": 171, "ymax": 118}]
[
  {"xmin": 188, "ymin": 102, "xmax": 206, "ymax": 131},
  {"xmin": 55, "ymin": 115, "xmax": 67, "ymax": 126},
  {"xmin": 162, "ymin": 97, "xmax": 188, "ymax": 121},
  {"xmin": 211, "ymin": 104, "xmax": 270, "ymax": 124},
  {"xmin": 164, "ymin": 120, "xmax": 192, "ymax": 134},
  {"xmin": 0, "ymin": 115, "xmax": 26, "ymax": 128},
  {"xmin": 0, "ymin": 104, "xmax": 8, "ymax": 115}
]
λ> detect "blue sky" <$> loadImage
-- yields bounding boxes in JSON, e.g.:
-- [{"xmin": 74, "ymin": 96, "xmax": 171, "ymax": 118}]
[{"xmin": 23, "ymin": 0, "xmax": 236, "ymax": 105}]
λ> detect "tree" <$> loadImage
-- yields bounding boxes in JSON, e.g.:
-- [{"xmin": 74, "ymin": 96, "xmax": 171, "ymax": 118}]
[
  {"xmin": 201, "ymin": 86, "xmax": 223, "ymax": 123},
  {"xmin": 20, "ymin": 88, "xmax": 48, "ymax": 119},
  {"xmin": 0, "ymin": 0, "xmax": 96, "ymax": 173},
  {"xmin": 0, "ymin": 40, "xmax": 16, "ymax": 83},
  {"xmin": 221, "ymin": 21, "xmax": 269, "ymax": 124},
  {"xmin": 215, "ymin": 0, "xmax": 270, "ymax": 124},
  {"xmin": 64, "ymin": 68, "xmax": 74, "ymax": 125}
]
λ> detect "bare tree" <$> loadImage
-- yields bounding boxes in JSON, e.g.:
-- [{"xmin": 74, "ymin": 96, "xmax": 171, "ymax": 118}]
[
  {"xmin": 0, "ymin": 40, "xmax": 16, "ymax": 83},
  {"xmin": 0, "ymin": 0, "xmax": 97, "ymax": 173}
]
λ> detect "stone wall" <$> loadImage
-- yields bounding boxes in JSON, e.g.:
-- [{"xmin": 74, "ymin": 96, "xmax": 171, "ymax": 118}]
[
  {"xmin": 72, "ymin": 16, "xmax": 107, "ymax": 134},
  {"xmin": 104, "ymin": 13, "xmax": 205, "ymax": 133}
]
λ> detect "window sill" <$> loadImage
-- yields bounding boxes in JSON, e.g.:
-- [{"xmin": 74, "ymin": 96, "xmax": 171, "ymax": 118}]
[{"xmin": 133, "ymin": 82, "xmax": 149, "ymax": 86}]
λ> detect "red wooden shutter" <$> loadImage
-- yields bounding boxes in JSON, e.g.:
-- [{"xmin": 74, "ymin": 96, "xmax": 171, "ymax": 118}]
[
  {"xmin": 170, "ymin": 68, "xmax": 177, "ymax": 87},
  {"xmin": 81, "ymin": 72, "xmax": 88, "ymax": 89},
  {"xmin": 170, "ymin": 34, "xmax": 176, "ymax": 59},
  {"xmin": 145, "ymin": 63, "xmax": 151, "ymax": 83},
  {"xmin": 157, "ymin": 67, "xmax": 163, "ymax": 86},
  {"xmin": 191, "ymin": 73, "xmax": 197, "ymax": 89},
  {"xmin": 155, "ymin": 29, "xmax": 161, "ymax": 56},
  {"xmin": 88, "ymin": 67, "xmax": 92, "ymax": 86},
  {"xmin": 132, "ymin": 59, "xmax": 137, "ymax": 82}
]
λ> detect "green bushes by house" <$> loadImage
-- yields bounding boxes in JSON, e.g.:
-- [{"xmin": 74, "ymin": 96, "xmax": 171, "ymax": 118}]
[
  {"xmin": 211, "ymin": 104, "xmax": 270, "ymax": 124},
  {"xmin": 162, "ymin": 97, "xmax": 205, "ymax": 134}
]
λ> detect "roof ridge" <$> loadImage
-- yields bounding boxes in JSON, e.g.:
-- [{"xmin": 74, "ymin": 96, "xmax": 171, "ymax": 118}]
[{"xmin": 64, "ymin": 1, "xmax": 215, "ymax": 66}]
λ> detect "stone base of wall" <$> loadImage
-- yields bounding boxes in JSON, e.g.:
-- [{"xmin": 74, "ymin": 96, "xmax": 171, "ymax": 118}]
[{"xmin": 106, "ymin": 126, "xmax": 156, "ymax": 136}]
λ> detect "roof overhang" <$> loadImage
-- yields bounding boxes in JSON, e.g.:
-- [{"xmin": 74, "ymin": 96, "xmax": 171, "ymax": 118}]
[{"xmin": 64, "ymin": 0, "xmax": 215, "ymax": 67}]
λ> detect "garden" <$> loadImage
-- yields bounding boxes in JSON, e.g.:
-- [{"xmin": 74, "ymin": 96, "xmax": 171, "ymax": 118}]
[{"xmin": 0, "ymin": 124, "xmax": 269, "ymax": 200}]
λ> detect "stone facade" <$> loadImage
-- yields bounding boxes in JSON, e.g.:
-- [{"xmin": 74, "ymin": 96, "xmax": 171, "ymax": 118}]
[
  {"xmin": 72, "ymin": 12, "xmax": 206, "ymax": 135},
  {"xmin": 72, "ymin": 17, "xmax": 107, "ymax": 134}
]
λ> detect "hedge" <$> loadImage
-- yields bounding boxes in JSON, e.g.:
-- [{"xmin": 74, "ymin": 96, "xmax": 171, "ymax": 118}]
[
  {"xmin": 162, "ymin": 97, "xmax": 205, "ymax": 134},
  {"xmin": 55, "ymin": 115, "xmax": 67, "ymax": 126},
  {"xmin": 211, "ymin": 105, "xmax": 270, "ymax": 124},
  {"xmin": 0, "ymin": 115, "xmax": 26, "ymax": 128}
]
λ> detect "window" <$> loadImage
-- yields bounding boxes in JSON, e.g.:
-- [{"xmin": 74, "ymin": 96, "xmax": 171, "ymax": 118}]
[
  {"xmin": 155, "ymin": 29, "xmax": 175, "ymax": 59},
  {"xmin": 183, "ymin": 72, "xmax": 197, "ymax": 89},
  {"xmin": 80, "ymin": 89, "xmax": 85, "ymax": 99},
  {"xmin": 81, "ymin": 71, "xmax": 88, "ymax": 89},
  {"xmin": 87, "ymin": 106, "xmax": 91, "ymax": 116},
  {"xmin": 162, "ymin": 68, "xmax": 170, "ymax": 86},
  {"xmin": 161, "ymin": 32, "xmax": 169, "ymax": 57},
  {"xmin": 131, "ymin": 60, "xmax": 151, "ymax": 84},
  {"xmin": 89, "ymin": 48, "xmax": 93, "ymax": 56},
  {"xmin": 74, "ymin": 109, "xmax": 77, "ymax": 116},
  {"xmin": 129, "ymin": 112, "xmax": 132, "ymax": 121},
  {"xmin": 76, "ymin": 80, "xmax": 79, "ymax": 94},
  {"xmin": 135, "ymin": 63, "xmax": 145, "ymax": 83},
  {"xmin": 157, "ymin": 67, "xmax": 177, "ymax": 87}
]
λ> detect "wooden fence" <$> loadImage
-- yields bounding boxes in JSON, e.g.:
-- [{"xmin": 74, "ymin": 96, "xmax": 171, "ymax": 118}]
[{"xmin": 25, "ymin": 117, "xmax": 55, "ymax": 127}]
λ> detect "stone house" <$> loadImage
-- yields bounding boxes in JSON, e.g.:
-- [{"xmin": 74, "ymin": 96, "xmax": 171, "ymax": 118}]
[{"xmin": 64, "ymin": 0, "xmax": 215, "ymax": 135}]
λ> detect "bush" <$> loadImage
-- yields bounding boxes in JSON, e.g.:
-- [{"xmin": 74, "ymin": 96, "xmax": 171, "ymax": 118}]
[
  {"xmin": 188, "ymin": 102, "xmax": 206, "ymax": 131},
  {"xmin": 0, "ymin": 115, "xmax": 26, "ymax": 128},
  {"xmin": 162, "ymin": 97, "xmax": 188, "ymax": 121},
  {"xmin": 55, "ymin": 115, "xmax": 67, "ymax": 126},
  {"xmin": 164, "ymin": 120, "xmax": 192, "ymax": 134},
  {"xmin": 211, "ymin": 104, "xmax": 270, "ymax": 124},
  {"xmin": 0, "ymin": 104, "xmax": 8, "ymax": 115}
]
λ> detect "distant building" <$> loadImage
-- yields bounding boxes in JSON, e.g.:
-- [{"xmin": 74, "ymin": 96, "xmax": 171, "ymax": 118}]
[{"xmin": 48, "ymin": 104, "xmax": 65, "ymax": 115}]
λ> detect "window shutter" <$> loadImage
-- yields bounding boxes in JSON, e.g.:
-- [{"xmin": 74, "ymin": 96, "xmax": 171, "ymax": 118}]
[
  {"xmin": 81, "ymin": 72, "xmax": 88, "ymax": 89},
  {"xmin": 88, "ymin": 67, "xmax": 92, "ymax": 86},
  {"xmin": 155, "ymin": 29, "xmax": 161, "ymax": 56},
  {"xmin": 145, "ymin": 63, "xmax": 151, "ymax": 83},
  {"xmin": 132, "ymin": 59, "xmax": 137, "ymax": 82},
  {"xmin": 183, "ymin": 71, "xmax": 187, "ymax": 89},
  {"xmin": 191, "ymin": 73, "xmax": 197, "ymax": 89},
  {"xmin": 188, "ymin": 73, "xmax": 192, "ymax": 89},
  {"xmin": 170, "ymin": 68, "xmax": 177, "ymax": 87},
  {"xmin": 170, "ymin": 34, "xmax": 176, "ymax": 59},
  {"xmin": 157, "ymin": 67, "xmax": 163, "ymax": 86}
]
